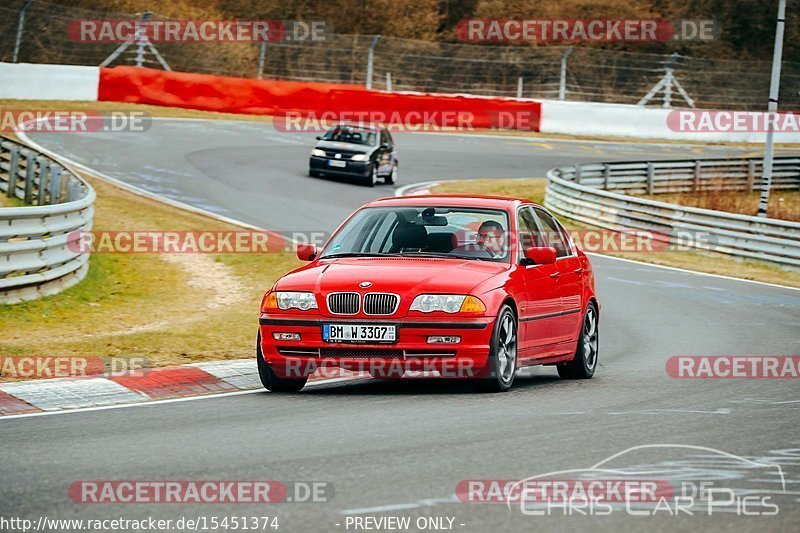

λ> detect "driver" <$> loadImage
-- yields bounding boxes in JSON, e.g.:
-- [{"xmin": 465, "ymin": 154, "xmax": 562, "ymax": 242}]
[
  {"xmin": 476, "ymin": 220, "xmax": 506, "ymax": 256},
  {"xmin": 453, "ymin": 220, "xmax": 506, "ymax": 258}
]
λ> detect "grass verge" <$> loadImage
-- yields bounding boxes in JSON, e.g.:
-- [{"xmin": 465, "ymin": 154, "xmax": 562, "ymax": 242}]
[
  {"xmin": 432, "ymin": 178, "xmax": 800, "ymax": 288},
  {"xmin": 0, "ymin": 169, "xmax": 302, "ymax": 380}
]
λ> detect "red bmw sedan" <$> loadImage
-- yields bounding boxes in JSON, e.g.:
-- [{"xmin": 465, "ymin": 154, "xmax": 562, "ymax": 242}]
[{"xmin": 258, "ymin": 195, "xmax": 599, "ymax": 393}]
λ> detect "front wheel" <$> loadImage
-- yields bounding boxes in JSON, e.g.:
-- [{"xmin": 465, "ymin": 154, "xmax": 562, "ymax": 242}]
[
  {"xmin": 474, "ymin": 305, "xmax": 517, "ymax": 393},
  {"xmin": 557, "ymin": 303, "xmax": 598, "ymax": 379},
  {"xmin": 256, "ymin": 333, "xmax": 308, "ymax": 392},
  {"xmin": 366, "ymin": 164, "xmax": 379, "ymax": 187},
  {"xmin": 384, "ymin": 163, "xmax": 398, "ymax": 185}
]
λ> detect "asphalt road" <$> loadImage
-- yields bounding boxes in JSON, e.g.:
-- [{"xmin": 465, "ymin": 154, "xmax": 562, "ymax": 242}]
[{"xmin": 2, "ymin": 121, "xmax": 799, "ymax": 532}]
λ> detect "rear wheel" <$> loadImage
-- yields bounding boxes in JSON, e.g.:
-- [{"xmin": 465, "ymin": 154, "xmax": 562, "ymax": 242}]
[
  {"xmin": 557, "ymin": 303, "xmax": 598, "ymax": 379},
  {"xmin": 256, "ymin": 333, "xmax": 308, "ymax": 392},
  {"xmin": 474, "ymin": 305, "xmax": 517, "ymax": 393}
]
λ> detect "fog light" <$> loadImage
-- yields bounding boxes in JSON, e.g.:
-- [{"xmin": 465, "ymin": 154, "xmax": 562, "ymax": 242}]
[
  {"xmin": 273, "ymin": 332, "xmax": 301, "ymax": 341},
  {"xmin": 427, "ymin": 336, "xmax": 461, "ymax": 344}
]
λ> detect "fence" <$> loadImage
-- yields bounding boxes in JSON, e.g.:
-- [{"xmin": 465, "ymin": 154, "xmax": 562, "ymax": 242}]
[
  {"xmin": 545, "ymin": 156, "xmax": 800, "ymax": 267},
  {"xmin": 1, "ymin": 0, "xmax": 799, "ymax": 110},
  {"xmin": 0, "ymin": 137, "xmax": 95, "ymax": 304}
]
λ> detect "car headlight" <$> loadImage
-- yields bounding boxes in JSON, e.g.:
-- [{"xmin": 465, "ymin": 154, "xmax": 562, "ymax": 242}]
[
  {"xmin": 350, "ymin": 153, "xmax": 369, "ymax": 161},
  {"xmin": 409, "ymin": 294, "xmax": 486, "ymax": 314},
  {"xmin": 310, "ymin": 149, "xmax": 326, "ymax": 157},
  {"xmin": 264, "ymin": 291, "xmax": 318, "ymax": 311}
]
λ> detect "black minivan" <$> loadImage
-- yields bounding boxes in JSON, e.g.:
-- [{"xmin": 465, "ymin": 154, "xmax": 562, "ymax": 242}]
[{"xmin": 309, "ymin": 123, "xmax": 398, "ymax": 187}]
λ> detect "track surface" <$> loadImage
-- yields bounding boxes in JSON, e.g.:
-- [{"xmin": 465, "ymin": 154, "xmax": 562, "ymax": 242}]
[{"xmin": 2, "ymin": 121, "xmax": 799, "ymax": 532}]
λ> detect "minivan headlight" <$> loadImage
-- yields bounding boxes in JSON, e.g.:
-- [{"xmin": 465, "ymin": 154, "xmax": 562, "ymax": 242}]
[
  {"xmin": 350, "ymin": 153, "xmax": 369, "ymax": 161},
  {"xmin": 310, "ymin": 149, "xmax": 326, "ymax": 157}
]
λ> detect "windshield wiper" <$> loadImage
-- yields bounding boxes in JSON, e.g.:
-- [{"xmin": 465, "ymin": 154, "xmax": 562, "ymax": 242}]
[
  {"xmin": 397, "ymin": 251, "xmax": 498, "ymax": 262},
  {"xmin": 319, "ymin": 252, "xmax": 388, "ymax": 259}
]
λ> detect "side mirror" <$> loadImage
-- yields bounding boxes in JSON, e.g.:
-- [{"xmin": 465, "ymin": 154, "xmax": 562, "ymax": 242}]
[
  {"xmin": 315, "ymin": 136, "xmax": 322, "ymax": 140},
  {"xmin": 380, "ymin": 142, "xmax": 390, "ymax": 149},
  {"xmin": 523, "ymin": 246, "xmax": 556, "ymax": 265},
  {"xmin": 297, "ymin": 243, "xmax": 318, "ymax": 261}
]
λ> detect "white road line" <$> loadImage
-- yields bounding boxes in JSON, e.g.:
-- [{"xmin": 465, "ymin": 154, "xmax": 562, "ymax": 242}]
[
  {"xmin": 588, "ymin": 253, "xmax": 800, "ymax": 292},
  {"xmin": 605, "ymin": 276, "xmax": 644, "ymax": 285},
  {"xmin": 0, "ymin": 376, "xmax": 364, "ymax": 421}
]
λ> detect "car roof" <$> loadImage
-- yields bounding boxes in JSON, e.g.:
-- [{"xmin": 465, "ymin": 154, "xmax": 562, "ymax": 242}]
[
  {"xmin": 330, "ymin": 122, "xmax": 382, "ymax": 131},
  {"xmin": 365, "ymin": 195, "xmax": 534, "ymax": 210}
]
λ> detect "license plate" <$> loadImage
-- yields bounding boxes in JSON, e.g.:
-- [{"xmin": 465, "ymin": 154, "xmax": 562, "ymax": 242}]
[
  {"xmin": 322, "ymin": 323, "xmax": 397, "ymax": 343},
  {"xmin": 328, "ymin": 160, "xmax": 347, "ymax": 168}
]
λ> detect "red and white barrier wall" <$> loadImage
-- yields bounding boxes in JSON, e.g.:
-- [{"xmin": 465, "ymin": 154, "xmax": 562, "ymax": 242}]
[{"xmin": 1, "ymin": 62, "xmax": 795, "ymax": 143}]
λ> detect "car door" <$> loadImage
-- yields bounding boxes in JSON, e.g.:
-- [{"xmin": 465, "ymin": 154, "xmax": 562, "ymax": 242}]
[
  {"xmin": 376, "ymin": 130, "xmax": 392, "ymax": 174},
  {"xmin": 516, "ymin": 206, "xmax": 564, "ymax": 360},
  {"xmin": 531, "ymin": 207, "xmax": 583, "ymax": 345}
]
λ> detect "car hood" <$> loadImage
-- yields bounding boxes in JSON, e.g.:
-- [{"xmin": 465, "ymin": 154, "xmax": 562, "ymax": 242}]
[
  {"xmin": 275, "ymin": 257, "xmax": 508, "ymax": 296},
  {"xmin": 315, "ymin": 140, "xmax": 374, "ymax": 154}
]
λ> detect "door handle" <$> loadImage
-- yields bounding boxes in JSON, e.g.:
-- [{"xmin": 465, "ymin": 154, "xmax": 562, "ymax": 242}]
[
  {"xmin": 573, "ymin": 267, "xmax": 583, "ymax": 274},
  {"xmin": 550, "ymin": 271, "xmax": 560, "ymax": 279}
]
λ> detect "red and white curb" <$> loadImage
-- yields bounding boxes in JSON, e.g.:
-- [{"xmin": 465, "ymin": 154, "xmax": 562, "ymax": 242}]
[{"xmin": 0, "ymin": 360, "xmax": 366, "ymax": 417}]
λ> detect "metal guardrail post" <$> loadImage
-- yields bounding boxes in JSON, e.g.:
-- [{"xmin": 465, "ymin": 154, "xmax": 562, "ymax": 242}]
[
  {"xmin": 49, "ymin": 165, "xmax": 62, "ymax": 204},
  {"xmin": 693, "ymin": 161, "xmax": 701, "ymax": 192},
  {"xmin": 23, "ymin": 152, "xmax": 36, "ymax": 204},
  {"xmin": 256, "ymin": 41, "xmax": 267, "ymax": 80},
  {"xmin": 558, "ymin": 47, "xmax": 572, "ymax": 101},
  {"xmin": 7, "ymin": 145, "xmax": 20, "ymax": 198},
  {"xmin": 38, "ymin": 159, "xmax": 50, "ymax": 205},
  {"xmin": 575, "ymin": 164, "xmax": 582, "ymax": 184},
  {"xmin": 12, "ymin": 0, "xmax": 34, "ymax": 63},
  {"xmin": 747, "ymin": 159, "xmax": 757, "ymax": 191},
  {"xmin": 602, "ymin": 164, "xmax": 610, "ymax": 190},
  {"xmin": 366, "ymin": 35, "xmax": 381, "ymax": 90},
  {"xmin": 646, "ymin": 163, "xmax": 655, "ymax": 194}
]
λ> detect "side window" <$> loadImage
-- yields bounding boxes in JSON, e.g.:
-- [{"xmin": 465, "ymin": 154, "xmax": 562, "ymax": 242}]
[
  {"xmin": 517, "ymin": 207, "xmax": 542, "ymax": 250},
  {"xmin": 532, "ymin": 207, "xmax": 570, "ymax": 257}
]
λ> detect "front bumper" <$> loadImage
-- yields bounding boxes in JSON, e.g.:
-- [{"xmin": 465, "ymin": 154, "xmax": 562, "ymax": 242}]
[
  {"xmin": 259, "ymin": 315, "xmax": 494, "ymax": 379},
  {"xmin": 309, "ymin": 156, "xmax": 370, "ymax": 178}
]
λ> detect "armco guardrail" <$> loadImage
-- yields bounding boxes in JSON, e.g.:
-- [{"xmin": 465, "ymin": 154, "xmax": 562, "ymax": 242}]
[
  {"xmin": 545, "ymin": 156, "xmax": 800, "ymax": 267},
  {"xmin": 0, "ymin": 138, "xmax": 95, "ymax": 304}
]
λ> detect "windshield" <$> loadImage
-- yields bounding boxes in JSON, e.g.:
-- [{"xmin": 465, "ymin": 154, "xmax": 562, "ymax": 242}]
[
  {"xmin": 322, "ymin": 126, "xmax": 378, "ymax": 146},
  {"xmin": 320, "ymin": 206, "xmax": 511, "ymax": 262}
]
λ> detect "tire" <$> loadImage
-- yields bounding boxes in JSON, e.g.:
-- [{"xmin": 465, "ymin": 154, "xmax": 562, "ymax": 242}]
[
  {"xmin": 474, "ymin": 304, "xmax": 518, "ymax": 393},
  {"xmin": 557, "ymin": 302, "xmax": 599, "ymax": 379},
  {"xmin": 366, "ymin": 164, "xmax": 379, "ymax": 187},
  {"xmin": 384, "ymin": 163, "xmax": 398, "ymax": 185},
  {"xmin": 256, "ymin": 332, "xmax": 308, "ymax": 392}
]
